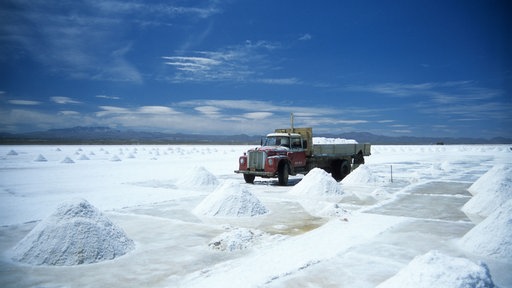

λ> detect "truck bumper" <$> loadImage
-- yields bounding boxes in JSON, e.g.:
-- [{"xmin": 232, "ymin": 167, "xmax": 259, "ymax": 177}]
[{"xmin": 234, "ymin": 170, "xmax": 276, "ymax": 178}]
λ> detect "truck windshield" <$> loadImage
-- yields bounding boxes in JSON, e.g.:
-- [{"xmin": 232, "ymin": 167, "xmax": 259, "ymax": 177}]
[{"xmin": 264, "ymin": 136, "xmax": 290, "ymax": 148}]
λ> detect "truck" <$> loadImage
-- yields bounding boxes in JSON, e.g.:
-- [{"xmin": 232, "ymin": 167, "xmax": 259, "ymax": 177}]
[{"xmin": 234, "ymin": 127, "xmax": 371, "ymax": 186}]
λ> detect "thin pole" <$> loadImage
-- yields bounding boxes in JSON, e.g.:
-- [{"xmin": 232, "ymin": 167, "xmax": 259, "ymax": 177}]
[
  {"xmin": 290, "ymin": 112, "xmax": 294, "ymax": 132},
  {"xmin": 390, "ymin": 165, "xmax": 393, "ymax": 183}
]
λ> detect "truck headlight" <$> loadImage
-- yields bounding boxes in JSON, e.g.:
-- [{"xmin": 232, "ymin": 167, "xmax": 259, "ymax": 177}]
[
  {"xmin": 240, "ymin": 158, "xmax": 245, "ymax": 164},
  {"xmin": 268, "ymin": 158, "xmax": 273, "ymax": 165}
]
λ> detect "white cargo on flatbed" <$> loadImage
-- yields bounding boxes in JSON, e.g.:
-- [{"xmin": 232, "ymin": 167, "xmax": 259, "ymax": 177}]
[{"xmin": 313, "ymin": 143, "xmax": 371, "ymax": 157}]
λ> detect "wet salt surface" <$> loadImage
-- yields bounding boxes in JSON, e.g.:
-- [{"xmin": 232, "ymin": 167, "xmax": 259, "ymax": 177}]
[
  {"xmin": 267, "ymin": 183, "xmax": 476, "ymax": 287},
  {"xmin": 367, "ymin": 181, "xmax": 472, "ymax": 221}
]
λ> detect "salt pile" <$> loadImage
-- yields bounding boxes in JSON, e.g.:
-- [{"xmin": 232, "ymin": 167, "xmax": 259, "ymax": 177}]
[
  {"xmin": 193, "ymin": 181, "xmax": 268, "ymax": 217},
  {"xmin": 7, "ymin": 150, "xmax": 18, "ymax": 155},
  {"xmin": 289, "ymin": 168, "xmax": 344, "ymax": 198},
  {"xmin": 34, "ymin": 154, "xmax": 47, "ymax": 162},
  {"xmin": 110, "ymin": 155, "xmax": 122, "ymax": 162},
  {"xmin": 178, "ymin": 166, "xmax": 219, "ymax": 188},
  {"xmin": 78, "ymin": 154, "xmax": 90, "ymax": 160},
  {"xmin": 377, "ymin": 250, "xmax": 495, "ymax": 288},
  {"xmin": 10, "ymin": 198, "xmax": 134, "ymax": 266},
  {"xmin": 208, "ymin": 227, "xmax": 267, "ymax": 252},
  {"xmin": 289, "ymin": 168, "xmax": 347, "ymax": 217},
  {"xmin": 317, "ymin": 203, "xmax": 351, "ymax": 219},
  {"xmin": 462, "ymin": 164, "xmax": 512, "ymax": 222},
  {"xmin": 61, "ymin": 156, "xmax": 75, "ymax": 164},
  {"xmin": 459, "ymin": 199, "xmax": 512, "ymax": 260},
  {"xmin": 341, "ymin": 165, "xmax": 384, "ymax": 185}
]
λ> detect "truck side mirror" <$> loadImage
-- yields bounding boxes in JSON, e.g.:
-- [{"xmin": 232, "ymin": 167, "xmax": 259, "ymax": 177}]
[{"xmin": 303, "ymin": 140, "xmax": 307, "ymax": 149}]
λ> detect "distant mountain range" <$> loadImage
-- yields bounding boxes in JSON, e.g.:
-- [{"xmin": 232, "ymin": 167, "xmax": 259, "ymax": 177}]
[{"xmin": 0, "ymin": 126, "xmax": 511, "ymax": 145}]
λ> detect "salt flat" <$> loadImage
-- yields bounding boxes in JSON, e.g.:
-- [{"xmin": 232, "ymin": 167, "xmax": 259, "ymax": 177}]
[{"xmin": 0, "ymin": 144, "xmax": 511, "ymax": 287}]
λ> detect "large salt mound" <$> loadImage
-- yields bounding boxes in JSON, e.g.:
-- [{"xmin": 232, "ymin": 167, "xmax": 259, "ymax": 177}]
[
  {"xmin": 341, "ymin": 165, "xmax": 384, "ymax": 185},
  {"xmin": 377, "ymin": 250, "xmax": 495, "ymax": 288},
  {"xmin": 462, "ymin": 164, "xmax": 512, "ymax": 222},
  {"xmin": 10, "ymin": 198, "xmax": 134, "ymax": 266},
  {"xmin": 193, "ymin": 181, "xmax": 268, "ymax": 217},
  {"xmin": 459, "ymin": 199, "xmax": 512, "ymax": 260},
  {"xmin": 289, "ymin": 168, "xmax": 344, "ymax": 198},
  {"xmin": 178, "ymin": 166, "xmax": 219, "ymax": 188}
]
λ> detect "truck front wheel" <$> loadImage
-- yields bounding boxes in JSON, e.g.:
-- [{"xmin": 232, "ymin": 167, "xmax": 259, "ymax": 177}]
[
  {"xmin": 278, "ymin": 162, "xmax": 289, "ymax": 186},
  {"xmin": 332, "ymin": 160, "xmax": 351, "ymax": 181},
  {"xmin": 244, "ymin": 174, "xmax": 255, "ymax": 184}
]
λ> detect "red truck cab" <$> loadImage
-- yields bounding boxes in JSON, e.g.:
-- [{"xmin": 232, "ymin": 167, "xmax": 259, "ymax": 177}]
[{"xmin": 236, "ymin": 132, "xmax": 307, "ymax": 185}]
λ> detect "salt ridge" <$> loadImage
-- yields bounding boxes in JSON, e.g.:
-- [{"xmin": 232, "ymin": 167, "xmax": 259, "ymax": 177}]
[
  {"xmin": 460, "ymin": 199, "xmax": 512, "ymax": 260},
  {"xmin": 462, "ymin": 164, "xmax": 512, "ymax": 223}
]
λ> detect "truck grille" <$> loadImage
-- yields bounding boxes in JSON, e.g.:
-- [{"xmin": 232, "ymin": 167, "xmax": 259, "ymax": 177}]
[{"xmin": 248, "ymin": 151, "xmax": 266, "ymax": 170}]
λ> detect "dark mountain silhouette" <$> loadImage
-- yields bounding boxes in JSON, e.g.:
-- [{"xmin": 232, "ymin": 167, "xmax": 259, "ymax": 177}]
[{"xmin": 1, "ymin": 126, "xmax": 510, "ymax": 145}]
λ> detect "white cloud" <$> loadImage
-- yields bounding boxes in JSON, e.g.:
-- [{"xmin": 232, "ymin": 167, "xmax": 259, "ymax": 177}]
[
  {"xmin": 8, "ymin": 100, "xmax": 41, "ymax": 105},
  {"xmin": 244, "ymin": 112, "xmax": 273, "ymax": 120},
  {"xmin": 96, "ymin": 106, "xmax": 131, "ymax": 117},
  {"xmin": 392, "ymin": 129, "xmax": 412, "ymax": 133},
  {"xmin": 163, "ymin": 40, "xmax": 297, "ymax": 84},
  {"xmin": 256, "ymin": 78, "xmax": 301, "ymax": 85},
  {"xmin": 96, "ymin": 95, "xmax": 120, "ymax": 100},
  {"xmin": 97, "ymin": 105, "xmax": 179, "ymax": 117},
  {"xmin": 0, "ymin": 1, "xmax": 221, "ymax": 82},
  {"xmin": 346, "ymin": 81, "xmax": 508, "ymax": 124},
  {"xmin": 58, "ymin": 110, "xmax": 80, "ymax": 116},
  {"xmin": 179, "ymin": 99, "xmax": 339, "ymax": 116},
  {"xmin": 0, "ymin": 108, "xmax": 93, "ymax": 132},
  {"xmin": 86, "ymin": 99, "xmax": 371, "ymax": 135},
  {"xmin": 348, "ymin": 81, "xmax": 501, "ymax": 101},
  {"xmin": 51, "ymin": 96, "xmax": 82, "ymax": 104},
  {"xmin": 137, "ymin": 106, "xmax": 179, "ymax": 114},
  {"xmin": 89, "ymin": 1, "xmax": 221, "ymax": 19},
  {"xmin": 298, "ymin": 33, "xmax": 312, "ymax": 41},
  {"xmin": 163, "ymin": 56, "xmax": 221, "ymax": 72},
  {"xmin": 180, "ymin": 99, "xmax": 271, "ymax": 111},
  {"xmin": 0, "ymin": 97, "xmax": 411, "ymax": 136},
  {"xmin": 194, "ymin": 106, "xmax": 221, "ymax": 117}
]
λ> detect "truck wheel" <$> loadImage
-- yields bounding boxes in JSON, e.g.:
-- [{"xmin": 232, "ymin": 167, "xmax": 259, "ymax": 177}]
[
  {"xmin": 244, "ymin": 174, "xmax": 255, "ymax": 184},
  {"xmin": 340, "ymin": 161, "xmax": 351, "ymax": 180},
  {"xmin": 278, "ymin": 162, "xmax": 289, "ymax": 186},
  {"xmin": 332, "ymin": 160, "xmax": 351, "ymax": 181}
]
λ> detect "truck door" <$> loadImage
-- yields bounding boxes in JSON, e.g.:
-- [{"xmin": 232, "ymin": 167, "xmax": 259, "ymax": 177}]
[{"xmin": 288, "ymin": 136, "xmax": 306, "ymax": 167}]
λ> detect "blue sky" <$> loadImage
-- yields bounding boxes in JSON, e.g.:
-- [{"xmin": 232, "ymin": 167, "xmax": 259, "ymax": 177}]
[{"xmin": 1, "ymin": 0, "xmax": 511, "ymax": 138}]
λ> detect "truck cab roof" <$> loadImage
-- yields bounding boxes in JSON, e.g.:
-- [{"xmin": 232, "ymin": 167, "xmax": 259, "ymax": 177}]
[{"xmin": 266, "ymin": 133, "xmax": 302, "ymax": 137}]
